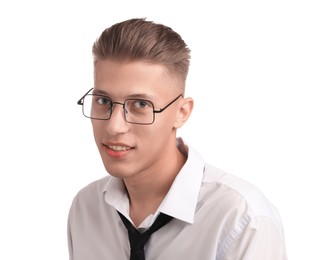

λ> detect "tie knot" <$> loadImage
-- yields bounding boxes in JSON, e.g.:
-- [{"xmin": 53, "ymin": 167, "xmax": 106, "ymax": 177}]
[
  {"xmin": 128, "ymin": 229, "xmax": 153, "ymax": 250},
  {"xmin": 118, "ymin": 212, "xmax": 173, "ymax": 260}
]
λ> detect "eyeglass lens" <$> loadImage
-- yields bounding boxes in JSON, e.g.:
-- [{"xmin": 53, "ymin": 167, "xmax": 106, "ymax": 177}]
[{"xmin": 82, "ymin": 95, "xmax": 154, "ymax": 124}]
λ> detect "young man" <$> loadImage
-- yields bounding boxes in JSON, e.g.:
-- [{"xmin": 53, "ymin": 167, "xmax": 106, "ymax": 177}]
[{"xmin": 68, "ymin": 18, "xmax": 287, "ymax": 260}]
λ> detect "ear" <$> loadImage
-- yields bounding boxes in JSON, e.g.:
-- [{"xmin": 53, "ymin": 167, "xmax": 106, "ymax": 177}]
[{"xmin": 174, "ymin": 97, "xmax": 194, "ymax": 129}]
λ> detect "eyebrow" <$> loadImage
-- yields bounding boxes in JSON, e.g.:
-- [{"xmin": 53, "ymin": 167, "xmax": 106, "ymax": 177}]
[
  {"xmin": 92, "ymin": 89, "xmax": 109, "ymax": 96},
  {"xmin": 93, "ymin": 89, "xmax": 157, "ymax": 100}
]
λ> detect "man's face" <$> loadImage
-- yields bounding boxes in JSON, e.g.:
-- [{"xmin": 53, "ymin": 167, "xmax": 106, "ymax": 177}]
[{"xmin": 92, "ymin": 60, "xmax": 183, "ymax": 181}]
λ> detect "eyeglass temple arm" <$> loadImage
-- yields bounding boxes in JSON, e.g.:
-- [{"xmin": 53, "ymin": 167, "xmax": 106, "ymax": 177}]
[
  {"xmin": 153, "ymin": 94, "xmax": 183, "ymax": 113},
  {"xmin": 77, "ymin": 88, "xmax": 94, "ymax": 105}
]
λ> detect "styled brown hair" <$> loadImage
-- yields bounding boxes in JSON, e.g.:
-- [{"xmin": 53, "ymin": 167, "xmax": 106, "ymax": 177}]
[{"xmin": 92, "ymin": 18, "xmax": 191, "ymax": 85}]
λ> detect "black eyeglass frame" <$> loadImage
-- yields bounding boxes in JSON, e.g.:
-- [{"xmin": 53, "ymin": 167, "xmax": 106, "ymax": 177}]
[{"xmin": 77, "ymin": 88, "xmax": 183, "ymax": 125}]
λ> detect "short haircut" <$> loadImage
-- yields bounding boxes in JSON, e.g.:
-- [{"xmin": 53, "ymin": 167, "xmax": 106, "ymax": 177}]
[{"xmin": 92, "ymin": 18, "xmax": 191, "ymax": 86}]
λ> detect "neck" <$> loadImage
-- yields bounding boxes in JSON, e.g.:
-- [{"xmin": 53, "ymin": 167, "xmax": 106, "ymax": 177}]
[{"xmin": 124, "ymin": 145, "xmax": 186, "ymax": 227}]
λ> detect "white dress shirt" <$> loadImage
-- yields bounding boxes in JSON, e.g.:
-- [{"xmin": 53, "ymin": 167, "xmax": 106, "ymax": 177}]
[{"xmin": 68, "ymin": 139, "xmax": 288, "ymax": 260}]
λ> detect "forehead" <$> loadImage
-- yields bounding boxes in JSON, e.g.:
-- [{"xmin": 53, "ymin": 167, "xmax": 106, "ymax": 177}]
[{"xmin": 93, "ymin": 59, "xmax": 179, "ymax": 99}]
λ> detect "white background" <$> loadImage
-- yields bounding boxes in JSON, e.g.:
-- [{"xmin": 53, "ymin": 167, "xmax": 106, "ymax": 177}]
[{"xmin": 0, "ymin": 0, "xmax": 323, "ymax": 259}]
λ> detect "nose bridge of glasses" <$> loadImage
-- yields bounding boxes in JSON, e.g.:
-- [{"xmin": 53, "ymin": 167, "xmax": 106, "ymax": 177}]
[
  {"xmin": 110, "ymin": 101, "xmax": 128, "ymax": 117},
  {"xmin": 111, "ymin": 101, "xmax": 126, "ymax": 111},
  {"xmin": 111, "ymin": 101, "xmax": 125, "ymax": 107}
]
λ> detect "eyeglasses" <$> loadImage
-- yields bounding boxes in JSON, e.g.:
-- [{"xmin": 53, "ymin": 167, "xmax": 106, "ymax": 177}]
[{"xmin": 77, "ymin": 88, "xmax": 183, "ymax": 125}]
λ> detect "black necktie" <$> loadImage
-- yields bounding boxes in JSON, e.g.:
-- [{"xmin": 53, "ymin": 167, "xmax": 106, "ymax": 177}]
[{"xmin": 118, "ymin": 211, "xmax": 173, "ymax": 260}]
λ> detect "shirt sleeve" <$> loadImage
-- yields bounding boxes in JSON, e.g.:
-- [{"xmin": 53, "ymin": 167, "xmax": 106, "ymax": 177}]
[
  {"xmin": 222, "ymin": 216, "xmax": 288, "ymax": 260},
  {"xmin": 67, "ymin": 201, "xmax": 74, "ymax": 260}
]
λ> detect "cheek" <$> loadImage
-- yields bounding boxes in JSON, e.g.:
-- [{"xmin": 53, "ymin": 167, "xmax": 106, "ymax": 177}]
[
  {"xmin": 91, "ymin": 122, "xmax": 104, "ymax": 143},
  {"xmin": 154, "ymin": 110, "xmax": 178, "ymax": 130},
  {"xmin": 139, "ymin": 118, "xmax": 175, "ymax": 145}
]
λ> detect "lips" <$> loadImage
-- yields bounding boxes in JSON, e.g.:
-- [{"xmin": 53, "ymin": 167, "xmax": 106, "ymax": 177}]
[
  {"xmin": 107, "ymin": 145, "xmax": 132, "ymax": 151},
  {"xmin": 102, "ymin": 143, "xmax": 134, "ymax": 158}
]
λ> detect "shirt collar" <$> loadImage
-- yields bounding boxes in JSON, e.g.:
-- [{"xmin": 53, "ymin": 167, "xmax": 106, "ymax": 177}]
[
  {"xmin": 158, "ymin": 138, "xmax": 205, "ymax": 223},
  {"xmin": 103, "ymin": 138, "xmax": 205, "ymax": 224}
]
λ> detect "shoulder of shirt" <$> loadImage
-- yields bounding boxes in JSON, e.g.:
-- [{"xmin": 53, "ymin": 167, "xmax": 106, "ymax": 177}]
[
  {"xmin": 72, "ymin": 175, "xmax": 111, "ymax": 202},
  {"xmin": 203, "ymin": 163, "xmax": 284, "ymax": 234}
]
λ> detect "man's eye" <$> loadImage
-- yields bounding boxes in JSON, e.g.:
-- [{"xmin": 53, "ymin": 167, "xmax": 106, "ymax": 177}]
[
  {"xmin": 126, "ymin": 100, "xmax": 153, "ymax": 113},
  {"xmin": 134, "ymin": 100, "xmax": 150, "ymax": 108},
  {"xmin": 96, "ymin": 97, "xmax": 111, "ymax": 105}
]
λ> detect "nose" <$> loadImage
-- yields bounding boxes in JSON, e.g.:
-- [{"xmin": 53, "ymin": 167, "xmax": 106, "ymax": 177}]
[{"xmin": 104, "ymin": 103, "xmax": 129, "ymax": 135}]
